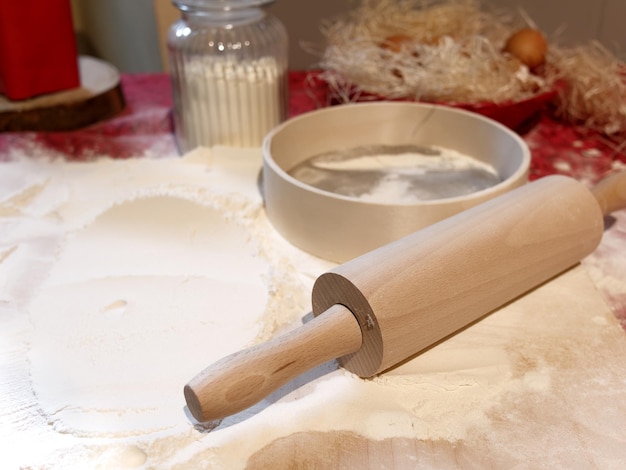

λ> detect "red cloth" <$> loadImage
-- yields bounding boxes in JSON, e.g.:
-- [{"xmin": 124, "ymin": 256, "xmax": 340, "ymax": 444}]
[{"xmin": 0, "ymin": 71, "xmax": 624, "ymax": 184}]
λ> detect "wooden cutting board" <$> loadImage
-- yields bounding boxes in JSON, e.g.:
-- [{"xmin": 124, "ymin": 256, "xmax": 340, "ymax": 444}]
[
  {"xmin": 0, "ymin": 56, "xmax": 124, "ymax": 131},
  {"xmin": 244, "ymin": 264, "xmax": 626, "ymax": 469}
]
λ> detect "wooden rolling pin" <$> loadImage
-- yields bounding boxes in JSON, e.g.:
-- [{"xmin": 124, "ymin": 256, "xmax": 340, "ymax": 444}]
[{"xmin": 185, "ymin": 172, "xmax": 626, "ymax": 423}]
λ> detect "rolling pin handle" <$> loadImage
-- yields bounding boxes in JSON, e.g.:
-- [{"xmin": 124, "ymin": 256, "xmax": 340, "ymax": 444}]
[
  {"xmin": 184, "ymin": 303, "xmax": 362, "ymax": 423},
  {"xmin": 591, "ymin": 171, "xmax": 626, "ymax": 216}
]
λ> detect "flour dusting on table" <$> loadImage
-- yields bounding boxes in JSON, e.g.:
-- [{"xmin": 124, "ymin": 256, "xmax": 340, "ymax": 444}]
[{"xmin": 1, "ymin": 147, "xmax": 626, "ymax": 468}]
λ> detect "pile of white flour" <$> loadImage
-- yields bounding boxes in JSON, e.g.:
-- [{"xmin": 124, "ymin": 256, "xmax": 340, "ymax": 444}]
[{"xmin": 1, "ymin": 147, "xmax": 625, "ymax": 468}]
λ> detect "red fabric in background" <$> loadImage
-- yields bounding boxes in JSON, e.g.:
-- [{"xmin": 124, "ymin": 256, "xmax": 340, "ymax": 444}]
[{"xmin": 0, "ymin": 70, "xmax": 624, "ymax": 185}]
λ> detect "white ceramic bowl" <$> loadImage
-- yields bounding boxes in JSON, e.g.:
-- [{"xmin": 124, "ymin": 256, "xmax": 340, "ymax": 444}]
[{"xmin": 262, "ymin": 102, "xmax": 530, "ymax": 262}]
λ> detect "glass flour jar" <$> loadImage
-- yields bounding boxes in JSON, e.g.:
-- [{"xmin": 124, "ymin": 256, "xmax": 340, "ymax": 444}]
[{"xmin": 168, "ymin": 0, "xmax": 288, "ymax": 153}]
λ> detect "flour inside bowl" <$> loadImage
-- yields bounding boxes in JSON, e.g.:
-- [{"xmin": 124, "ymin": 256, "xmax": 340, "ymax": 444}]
[{"xmin": 289, "ymin": 144, "xmax": 501, "ymax": 203}]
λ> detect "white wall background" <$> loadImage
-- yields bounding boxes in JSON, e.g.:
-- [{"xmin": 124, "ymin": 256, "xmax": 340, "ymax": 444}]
[{"xmin": 71, "ymin": 0, "xmax": 625, "ymax": 73}]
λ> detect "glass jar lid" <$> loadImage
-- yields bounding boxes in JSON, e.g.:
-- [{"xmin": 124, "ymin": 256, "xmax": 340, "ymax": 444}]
[{"xmin": 173, "ymin": 0, "xmax": 275, "ymax": 11}]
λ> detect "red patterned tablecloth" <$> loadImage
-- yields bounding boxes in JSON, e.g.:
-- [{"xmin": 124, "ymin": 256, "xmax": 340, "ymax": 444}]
[
  {"xmin": 1, "ymin": 71, "xmax": 625, "ymax": 327},
  {"xmin": 1, "ymin": 71, "xmax": 624, "ymax": 178}
]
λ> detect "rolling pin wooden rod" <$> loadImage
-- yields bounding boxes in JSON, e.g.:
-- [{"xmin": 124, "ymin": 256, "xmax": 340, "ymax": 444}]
[{"xmin": 185, "ymin": 172, "xmax": 626, "ymax": 423}]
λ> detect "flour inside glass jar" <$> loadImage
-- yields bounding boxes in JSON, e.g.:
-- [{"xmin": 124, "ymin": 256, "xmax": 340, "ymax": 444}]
[{"xmin": 288, "ymin": 144, "xmax": 501, "ymax": 203}]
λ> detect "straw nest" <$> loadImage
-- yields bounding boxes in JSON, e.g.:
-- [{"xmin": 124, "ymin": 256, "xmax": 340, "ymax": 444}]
[{"xmin": 318, "ymin": 0, "xmax": 626, "ymax": 136}]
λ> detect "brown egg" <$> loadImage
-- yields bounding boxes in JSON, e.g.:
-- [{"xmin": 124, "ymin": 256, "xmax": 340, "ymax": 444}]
[
  {"xmin": 503, "ymin": 28, "xmax": 548, "ymax": 69},
  {"xmin": 379, "ymin": 34, "xmax": 414, "ymax": 53}
]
